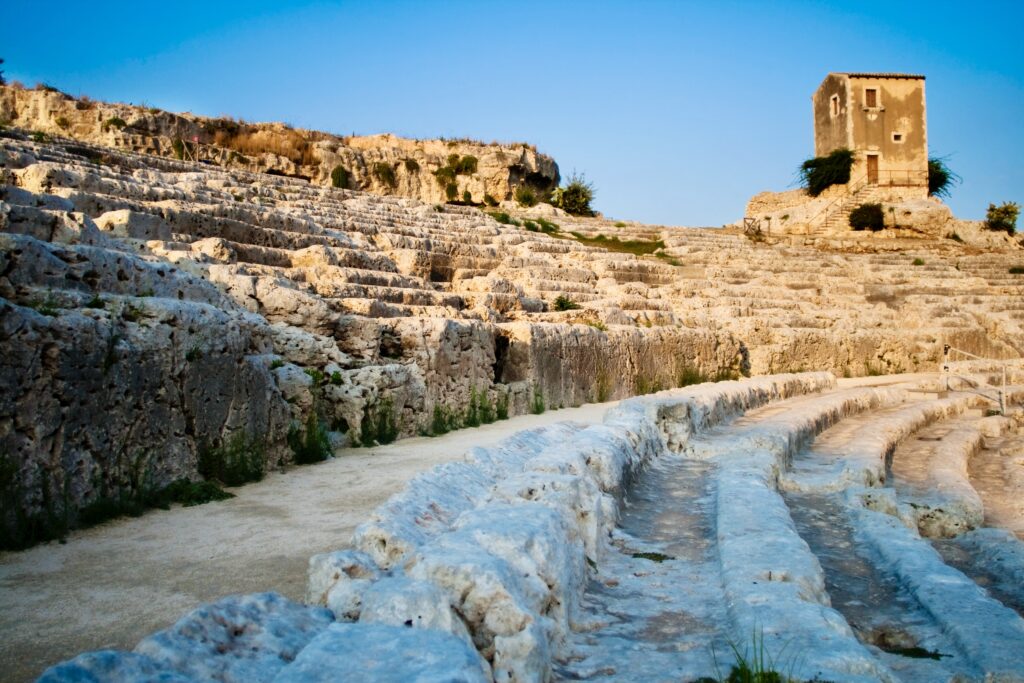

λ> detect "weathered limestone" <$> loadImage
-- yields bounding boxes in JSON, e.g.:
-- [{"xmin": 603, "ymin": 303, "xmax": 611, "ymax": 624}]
[{"xmin": 0, "ymin": 85, "xmax": 558, "ymax": 205}]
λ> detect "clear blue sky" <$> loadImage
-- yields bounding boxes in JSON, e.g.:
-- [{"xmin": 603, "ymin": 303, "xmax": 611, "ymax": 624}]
[{"xmin": 4, "ymin": 0, "xmax": 1022, "ymax": 225}]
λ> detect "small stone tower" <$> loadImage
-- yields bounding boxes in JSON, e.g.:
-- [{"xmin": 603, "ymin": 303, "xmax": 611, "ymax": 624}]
[{"xmin": 813, "ymin": 73, "xmax": 928, "ymax": 199}]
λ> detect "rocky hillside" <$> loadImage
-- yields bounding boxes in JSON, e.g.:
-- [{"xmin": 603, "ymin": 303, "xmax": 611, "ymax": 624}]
[
  {"xmin": 0, "ymin": 84, "xmax": 559, "ymax": 204},
  {"xmin": 1, "ymin": 125, "xmax": 1022, "ymax": 546}
]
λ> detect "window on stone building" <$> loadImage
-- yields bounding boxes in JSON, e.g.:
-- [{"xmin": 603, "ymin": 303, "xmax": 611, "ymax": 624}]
[
  {"xmin": 830, "ymin": 94, "xmax": 839, "ymax": 117},
  {"xmin": 892, "ymin": 132, "xmax": 903, "ymax": 143},
  {"xmin": 865, "ymin": 88, "xmax": 878, "ymax": 107}
]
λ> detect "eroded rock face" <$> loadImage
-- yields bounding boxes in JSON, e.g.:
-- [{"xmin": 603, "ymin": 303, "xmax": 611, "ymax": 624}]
[{"xmin": 0, "ymin": 85, "xmax": 559, "ymax": 205}]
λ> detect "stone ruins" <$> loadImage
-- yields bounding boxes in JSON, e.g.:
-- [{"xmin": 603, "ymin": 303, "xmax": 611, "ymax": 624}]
[{"xmin": 1, "ymin": 79, "xmax": 1022, "ymax": 682}]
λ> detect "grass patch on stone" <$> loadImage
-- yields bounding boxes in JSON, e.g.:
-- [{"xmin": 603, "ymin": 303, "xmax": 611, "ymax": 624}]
[
  {"xmin": 359, "ymin": 396, "xmax": 399, "ymax": 447},
  {"xmin": 199, "ymin": 431, "xmax": 266, "ymax": 486},
  {"xmin": 289, "ymin": 409, "xmax": 332, "ymax": 463},
  {"xmin": 568, "ymin": 231, "xmax": 665, "ymax": 257},
  {"xmin": 631, "ymin": 551, "xmax": 674, "ymax": 562}
]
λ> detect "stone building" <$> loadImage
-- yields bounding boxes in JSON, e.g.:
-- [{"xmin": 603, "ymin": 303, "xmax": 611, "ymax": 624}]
[{"xmin": 812, "ymin": 72, "xmax": 928, "ymax": 199}]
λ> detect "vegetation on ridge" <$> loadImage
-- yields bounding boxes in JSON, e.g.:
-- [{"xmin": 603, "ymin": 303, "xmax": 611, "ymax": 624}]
[
  {"xmin": 985, "ymin": 201, "xmax": 1019, "ymax": 235},
  {"xmin": 799, "ymin": 148, "xmax": 854, "ymax": 197}
]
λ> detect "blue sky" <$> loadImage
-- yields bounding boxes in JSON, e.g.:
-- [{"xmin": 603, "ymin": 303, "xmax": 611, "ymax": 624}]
[{"xmin": 4, "ymin": 1, "xmax": 1022, "ymax": 224}]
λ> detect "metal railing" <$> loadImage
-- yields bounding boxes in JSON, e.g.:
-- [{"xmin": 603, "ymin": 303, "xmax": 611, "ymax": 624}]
[{"xmin": 941, "ymin": 345, "xmax": 1013, "ymax": 415}]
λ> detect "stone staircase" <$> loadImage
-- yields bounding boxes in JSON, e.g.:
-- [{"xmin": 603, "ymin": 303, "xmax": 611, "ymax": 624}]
[{"xmin": 38, "ymin": 373, "xmax": 1024, "ymax": 682}]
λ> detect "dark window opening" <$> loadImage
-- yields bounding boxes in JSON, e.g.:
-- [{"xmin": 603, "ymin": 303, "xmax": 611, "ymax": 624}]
[{"xmin": 865, "ymin": 88, "xmax": 878, "ymax": 108}]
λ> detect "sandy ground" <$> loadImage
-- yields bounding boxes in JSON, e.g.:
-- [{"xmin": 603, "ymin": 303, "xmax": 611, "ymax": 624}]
[{"xmin": 0, "ymin": 402, "xmax": 615, "ymax": 683}]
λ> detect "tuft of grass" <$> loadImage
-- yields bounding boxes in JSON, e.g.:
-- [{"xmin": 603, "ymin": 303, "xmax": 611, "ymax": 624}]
[
  {"xmin": 588, "ymin": 320, "xmax": 608, "ymax": 332},
  {"xmin": 488, "ymin": 211, "xmax": 519, "ymax": 226},
  {"xmin": 912, "ymin": 258, "xmax": 925, "ymax": 266},
  {"xmin": 569, "ymin": 231, "xmax": 666, "ymax": 256},
  {"xmin": 553, "ymin": 295, "xmax": 581, "ymax": 311},
  {"xmin": 330, "ymin": 165, "xmax": 349, "ymax": 189},
  {"xmin": 360, "ymin": 396, "xmax": 399, "ymax": 447},
  {"xmin": 84, "ymin": 294, "xmax": 105, "ymax": 309},
  {"xmin": 530, "ymin": 388, "xmax": 545, "ymax": 415},
  {"xmin": 495, "ymin": 392, "xmax": 510, "ymax": 421},
  {"xmin": 631, "ymin": 551, "xmax": 674, "ymax": 562},
  {"xmin": 199, "ymin": 432, "xmax": 265, "ymax": 487},
  {"xmin": 535, "ymin": 217, "xmax": 559, "ymax": 233},
  {"xmin": 30, "ymin": 131, "xmax": 49, "ymax": 143},
  {"xmin": 270, "ymin": 359, "xmax": 285, "ymax": 370},
  {"xmin": 288, "ymin": 410, "xmax": 332, "ymax": 463},
  {"xmin": 29, "ymin": 291, "xmax": 60, "ymax": 316},
  {"xmin": 185, "ymin": 345, "xmax": 202, "ymax": 362}
]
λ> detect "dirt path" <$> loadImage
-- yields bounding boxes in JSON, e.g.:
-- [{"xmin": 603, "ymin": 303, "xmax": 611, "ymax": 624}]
[{"xmin": 0, "ymin": 403, "xmax": 615, "ymax": 683}]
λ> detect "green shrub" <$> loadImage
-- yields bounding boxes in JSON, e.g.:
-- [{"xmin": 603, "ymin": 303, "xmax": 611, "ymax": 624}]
[
  {"xmin": 372, "ymin": 162, "xmax": 397, "ymax": 188},
  {"xmin": 912, "ymin": 257, "xmax": 925, "ymax": 266},
  {"xmin": 849, "ymin": 203, "xmax": 885, "ymax": 231},
  {"xmin": 445, "ymin": 182, "xmax": 458, "ymax": 201},
  {"xmin": 104, "ymin": 116, "xmax": 127, "ymax": 131},
  {"xmin": 360, "ymin": 396, "xmax": 399, "ymax": 447},
  {"xmin": 30, "ymin": 131, "xmax": 48, "ymax": 143},
  {"xmin": 523, "ymin": 220, "xmax": 539, "ymax": 232},
  {"xmin": 928, "ymin": 157, "xmax": 959, "ymax": 198},
  {"xmin": 433, "ymin": 165, "xmax": 456, "ymax": 185},
  {"xmin": 462, "ymin": 190, "xmax": 473, "ymax": 204},
  {"xmin": 199, "ymin": 431, "xmax": 265, "ymax": 486},
  {"xmin": 985, "ymin": 202, "xmax": 1019, "ymax": 235},
  {"xmin": 553, "ymin": 295, "xmax": 581, "ymax": 311},
  {"xmin": 453, "ymin": 155, "xmax": 477, "ymax": 174},
  {"xmin": 1009, "ymin": 266, "xmax": 1024, "ymax": 274},
  {"xmin": 171, "ymin": 138, "xmax": 185, "ymax": 160},
  {"xmin": 799, "ymin": 147, "xmax": 854, "ymax": 197},
  {"xmin": 514, "ymin": 185, "xmax": 538, "ymax": 207},
  {"xmin": 404, "ymin": 158, "xmax": 420, "ymax": 172},
  {"xmin": 288, "ymin": 410, "xmax": 331, "ymax": 463},
  {"xmin": 614, "ymin": 221, "xmax": 627, "ymax": 227},
  {"xmin": 1, "ymin": 455, "xmax": 69, "ymax": 550},
  {"xmin": 331, "ymin": 165, "xmax": 350, "ymax": 189},
  {"xmin": 330, "ymin": 371, "xmax": 343, "ymax": 385},
  {"xmin": 530, "ymin": 388, "xmax": 545, "ymax": 415},
  {"xmin": 84, "ymin": 294, "xmax": 105, "ymax": 309},
  {"xmin": 464, "ymin": 387, "xmax": 482, "ymax": 428},
  {"xmin": 304, "ymin": 367, "xmax": 325, "ymax": 386},
  {"xmin": 484, "ymin": 193, "xmax": 499, "ymax": 207},
  {"xmin": 947, "ymin": 232, "xmax": 964, "ymax": 243},
  {"xmin": 54, "ymin": 116, "xmax": 70, "ymax": 130},
  {"xmin": 270, "ymin": 359, "xmax": 285, "ymax": 370},
  {"xmin": 551, "ymin": 172, "xmax": 595, "ymax": 216}
]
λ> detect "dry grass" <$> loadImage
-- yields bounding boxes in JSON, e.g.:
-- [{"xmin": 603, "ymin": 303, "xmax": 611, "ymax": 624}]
[{"xmin": 212, "ymin": 127, "xmax": 318, "ymax": 166}]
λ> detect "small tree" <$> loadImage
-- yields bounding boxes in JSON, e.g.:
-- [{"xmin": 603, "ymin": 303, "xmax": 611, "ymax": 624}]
[
  {"xmin": 0, "ymin": 58, "xmax": 5, "ymax": 86},
  {"xmin": 928, "ymin": 157, "xmax": 960, "ymax": 198},
  {"xmin": 552, "ymin": 172, "xmax": 595, "ymax": 216},
  {"xmin": 986, "ymin": 202, "xmax": 1020, "ymax": 235}
]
